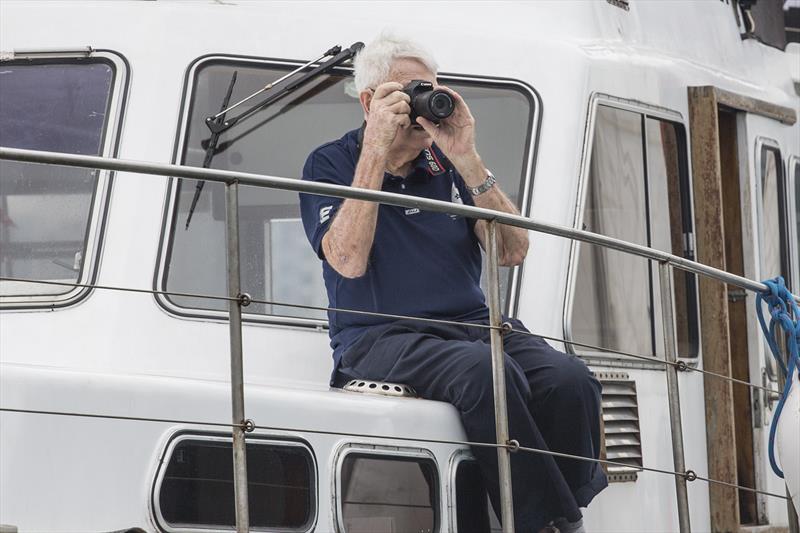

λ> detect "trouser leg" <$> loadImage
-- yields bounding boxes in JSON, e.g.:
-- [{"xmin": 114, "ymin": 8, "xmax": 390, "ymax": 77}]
[
  {"xmin": 498, "ymin": 318, "xmax": 608, "ymax": 507},
  {"xmin": 335, "ymin": 320, "xmax": 585, "ymax": 530}
]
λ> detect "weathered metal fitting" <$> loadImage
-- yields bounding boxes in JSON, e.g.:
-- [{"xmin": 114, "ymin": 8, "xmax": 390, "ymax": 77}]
[
  {"xmin": 501, "ymin": 322, "xmax": 513, "ymax": 335},
  {"xmin": 506, "ymin": 439, "xmax": 520, "ymax": 453},
  {"xmin": 243, "ymin": 419, "xmax": 256, "ymax": 433},
  {"xmin": 675, "ymin": 360, "xmax": 688, "ymax": 372},
  {"xmin": 684, "ymin": 469, "xmax": 697, "ymax": 482},
  {"xmin": 238, "ymin": 293, "xmax": 252, "ymax": 307}
]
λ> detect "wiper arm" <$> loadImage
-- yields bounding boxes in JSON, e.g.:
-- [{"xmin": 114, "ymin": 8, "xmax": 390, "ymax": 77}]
[
  {"xmin": 185, "ymin": 70, "xmax": 238, "ymax": 230},
  {"xmin": 205, "ymin": 42, "xmax": 364, "ymax": 135},
  {"xmin": 184, "ymin": 41, "xmax": 363, "ymax": 230}
]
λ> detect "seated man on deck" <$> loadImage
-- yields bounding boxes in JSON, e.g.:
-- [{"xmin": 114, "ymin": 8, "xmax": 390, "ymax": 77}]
[{"xmin": 299, "ymin": 33, "xmax": 607, "ymax": 533}]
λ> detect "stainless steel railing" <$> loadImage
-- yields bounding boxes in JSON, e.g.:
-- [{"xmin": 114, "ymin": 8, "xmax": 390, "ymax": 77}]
[{"xmin": 2, "ymin": 146, "xmax": 798, "ymax": 533}]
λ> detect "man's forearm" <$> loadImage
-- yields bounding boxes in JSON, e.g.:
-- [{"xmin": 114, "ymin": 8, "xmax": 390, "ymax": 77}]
[
  {"xmin": 321, "ymin": 145, "xmax": 388, "ymax": 278},
  {"xmin": 451, "ymin": 152, "xmax": 529, "ymax": 265}
]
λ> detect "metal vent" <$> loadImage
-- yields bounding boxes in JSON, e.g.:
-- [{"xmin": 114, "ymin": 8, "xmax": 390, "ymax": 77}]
[
  {"xmin": 595, "ymin": 371, "xmax": 642, "ymax": 482},
  {"xmin": 343, "ymin": 379, "xmax": 417, "ymax": 397}
]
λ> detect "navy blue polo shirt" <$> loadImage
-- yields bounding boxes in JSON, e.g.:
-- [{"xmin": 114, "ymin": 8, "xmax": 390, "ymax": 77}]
[{"xmin": 299, "ymin": 128, "xmax": 489, "ymax": 375}]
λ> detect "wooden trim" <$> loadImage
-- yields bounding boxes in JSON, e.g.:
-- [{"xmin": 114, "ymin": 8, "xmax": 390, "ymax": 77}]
[
  {"xmin": 688, "ymin": 86, "xmax": 740, "ymax": 533},
  {"xmin": 689, "ymin": 86, "xmax": 797, "ymax": 125}
]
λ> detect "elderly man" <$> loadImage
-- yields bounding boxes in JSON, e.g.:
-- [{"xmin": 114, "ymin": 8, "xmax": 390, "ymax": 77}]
[{"xmin": 299, "ymin": 34, "xmax": 606, "ymax": 533}]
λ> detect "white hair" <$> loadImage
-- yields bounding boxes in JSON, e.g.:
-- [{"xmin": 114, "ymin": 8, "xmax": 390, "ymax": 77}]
[{"xmin": 353, "ymin": 32, "xmax": 439, "ymax": 93}]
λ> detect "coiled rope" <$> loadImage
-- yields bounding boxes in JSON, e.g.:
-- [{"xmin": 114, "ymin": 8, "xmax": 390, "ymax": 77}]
[{"xmin": 756, "ymin": 276, "xmax": 800, "ymax": 478}]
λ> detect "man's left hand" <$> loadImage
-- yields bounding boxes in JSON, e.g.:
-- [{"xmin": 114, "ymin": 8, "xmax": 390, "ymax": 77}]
[{"xmin": 415, "ymin": 86, "xmax": 479, "ymax": 167}]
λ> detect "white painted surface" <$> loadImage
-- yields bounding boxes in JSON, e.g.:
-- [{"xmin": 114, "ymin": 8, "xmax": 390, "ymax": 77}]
[{"xmin": 0, "ymin": 1, "xmax": 797, "ymax": 531}]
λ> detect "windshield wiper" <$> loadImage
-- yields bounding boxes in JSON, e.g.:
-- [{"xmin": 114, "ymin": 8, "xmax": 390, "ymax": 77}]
[
  {"xmin": 185, "ymin": 70, "xmax": 238, "ymax": 230},
  {"xmin": 184, "ymin": 41, "xmax": 363, "ymax": 230}
]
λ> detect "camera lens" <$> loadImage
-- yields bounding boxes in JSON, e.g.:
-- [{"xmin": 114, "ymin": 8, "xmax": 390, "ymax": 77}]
[{"xmin": 429, "ymin": 91, "xmax": 454, "ymax": 119}]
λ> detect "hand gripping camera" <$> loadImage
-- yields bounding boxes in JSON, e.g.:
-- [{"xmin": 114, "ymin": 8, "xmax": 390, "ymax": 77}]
[{"xmin": 402, "ymin": 80, "xmax": 455, "ymax": 124}]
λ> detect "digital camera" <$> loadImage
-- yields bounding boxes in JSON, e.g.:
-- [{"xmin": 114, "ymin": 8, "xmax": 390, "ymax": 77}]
[{"xmin": 402, "ymin": 80, "xmax": 455, "ymax": 124}]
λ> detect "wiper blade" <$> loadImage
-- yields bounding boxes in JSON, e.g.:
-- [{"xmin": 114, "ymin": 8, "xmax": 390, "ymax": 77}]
[{"xmin": 185, "ymin": 70, "xmax": 238, "ymax": 230}]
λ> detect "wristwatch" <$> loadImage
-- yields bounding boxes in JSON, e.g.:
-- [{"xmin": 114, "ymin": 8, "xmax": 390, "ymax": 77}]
[{"xmin": 470, "ymin": 169, "xmax": 496, "ymax": 197}]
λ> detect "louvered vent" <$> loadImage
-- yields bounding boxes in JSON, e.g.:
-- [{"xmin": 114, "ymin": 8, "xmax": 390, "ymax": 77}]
[{"xmin": 596, "ymin": 371, "xmax": 642, "ymax": 483}]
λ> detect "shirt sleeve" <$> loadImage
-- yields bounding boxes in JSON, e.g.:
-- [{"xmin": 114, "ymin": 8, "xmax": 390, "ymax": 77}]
[{"xmin": 300, "ymin": 147, "xmax": 354, "ymax": 260}]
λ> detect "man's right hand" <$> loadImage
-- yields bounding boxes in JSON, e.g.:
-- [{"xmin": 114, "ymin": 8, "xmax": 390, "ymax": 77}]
[{"xmin": 362, "ymin": 82, "xmax": 411, "ymax": 151}]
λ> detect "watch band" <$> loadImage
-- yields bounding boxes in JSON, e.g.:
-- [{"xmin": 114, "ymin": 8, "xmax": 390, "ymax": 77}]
[{"xmin": 470, "ymin": 170, "xmax": 496, "ymax": 196}]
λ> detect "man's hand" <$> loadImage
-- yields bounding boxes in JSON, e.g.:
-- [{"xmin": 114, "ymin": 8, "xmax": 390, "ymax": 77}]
[
  {"xmin": 362, "ymin": 82, "xmax": 411, "ymax": 152},
  {"xmin": 415, "ymin": 86, "xmax": 477, "ymax": 164}
]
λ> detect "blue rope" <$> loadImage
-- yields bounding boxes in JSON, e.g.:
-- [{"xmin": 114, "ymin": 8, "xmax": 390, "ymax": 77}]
[{"xmin": 756, "ymin": 277, "xmax": 800, "ymax": 479}]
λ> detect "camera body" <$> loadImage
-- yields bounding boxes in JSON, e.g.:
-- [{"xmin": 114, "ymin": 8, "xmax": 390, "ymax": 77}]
[{"xmin": 402, "ymin": 80, "xmax": 455, "ymax": 124}]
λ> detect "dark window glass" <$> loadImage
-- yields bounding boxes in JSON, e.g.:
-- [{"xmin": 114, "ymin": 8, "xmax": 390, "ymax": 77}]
[
  {"xmin": 163, "ymin": 59, "xmax": 534, "ymax": 320},
  {"xmin": 572, "ymin": 106, "xmax": 698, "ymax": 358},
  {"xmin": 760, "ymin": 147, "xmax": 789, "ymax": 281},
  {"xmin": 0, "ymin": 61, "xmax": 114, "ymax": 297},
  {"xmin": 158, "ymin": 438, "xmax": 314, "ymax": 529},
  {"xmin": 340, "ymin": 453, "xmax": 438, "ymax": 533},
  {"xmin": 795, "ymin": 161, "xmax": 800, "ymax": 271},
  {"xmin": 455, "ymin": 460, "xmax": 492, "ymax": 533}
]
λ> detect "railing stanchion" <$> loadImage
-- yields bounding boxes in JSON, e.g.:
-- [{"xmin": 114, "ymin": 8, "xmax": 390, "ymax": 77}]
[
  {"xmin": 659, "ymin": 261, "xmax": 691, "ymax": 533},
  {"xmin": 486, "ymin": 220, "xmax": 515, "ymax": 533},
  {"xmin": 226, "ymin": 179, "xmax": 250, "ymax": 532}
]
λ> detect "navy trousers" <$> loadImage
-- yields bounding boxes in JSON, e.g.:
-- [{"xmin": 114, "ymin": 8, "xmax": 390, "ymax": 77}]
[{"xmin": 334, "ymin": 317, "xmax": 608, "ymax": 531}]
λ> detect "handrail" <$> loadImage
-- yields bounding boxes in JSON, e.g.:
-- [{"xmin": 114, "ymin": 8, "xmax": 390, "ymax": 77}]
[
  {"xmin": 1, "ymin": 146, "xmax": 796, "ymax": 302},
  {"xmin": 1, "ymin": 145, "xmax": 795, "ymax": 532}
]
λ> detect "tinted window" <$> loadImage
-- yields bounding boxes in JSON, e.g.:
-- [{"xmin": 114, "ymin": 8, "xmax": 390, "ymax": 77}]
[
  {"xmin": 340, "ymin": 453, "xmax": 438, "ymax": 532},
  {"xmin": 158, "ymin": 437, "xmax": 314, "ymax": 529},
  {"xmin": 455, "ymin": 460, "xmax": 492, "ymax": 533},
  {"xmin": 161, "ymin": 59, "xmax": 534, "ymax": 321},
  {"xmin": 760, "ymin": 146, "xmax": 789, "ymax": 281},
  {"xmin": 795, "ymin": 160, "xmax": 800, "ymax": 271},
  {"xmin": 0, "ymin": 61, "xmax": 114, "ymax": 297},
  {"xmin": 572, "ymin": 105, "xmax": 698, "ymax": 358}
]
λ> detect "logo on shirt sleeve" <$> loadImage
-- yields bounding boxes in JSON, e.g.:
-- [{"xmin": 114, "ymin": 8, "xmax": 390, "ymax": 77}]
[{"xmin": 319, "ymin": 205, "xmax": 333, "ymax": 224}]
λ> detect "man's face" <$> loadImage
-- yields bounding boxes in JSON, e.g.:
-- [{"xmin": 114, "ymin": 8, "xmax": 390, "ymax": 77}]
[{"xmin": 368, "ymin": 57, "xmax": 436, "ymax": 153}]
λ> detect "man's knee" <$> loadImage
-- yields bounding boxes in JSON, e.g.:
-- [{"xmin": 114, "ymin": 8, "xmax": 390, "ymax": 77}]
[
  {"xmin": 549, "ymin": 356, "xmax": 601, "ymax": 403},
  {"xmin": 449, "ymin": 347, "xmax": 529, "ymax": 413}
]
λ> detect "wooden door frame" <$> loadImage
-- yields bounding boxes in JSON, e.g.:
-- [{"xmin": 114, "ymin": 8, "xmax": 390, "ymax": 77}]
[{"xmin": 687, "ymin": 86, "xmax": 795, "ymax": 533}]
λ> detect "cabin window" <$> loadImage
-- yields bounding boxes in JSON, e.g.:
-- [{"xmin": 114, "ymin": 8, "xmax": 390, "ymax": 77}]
[
  {"xmin": 571, "ymin": 104, "xmax": 699, "ymax": 359},
  {"xmin": 759, "ymin": 144, "xmax": 789, "ymax": 282},
  {"xmin": 454, "ymin": 459, "xmax": 492, "ymax": 532},
  {"xmin": 0, "ymin": 57, "xmax": 122, "ymax": 306},
  {"xmin": 155, "ymin": 435, "xmax": 315, "ymax": 531},
  {"xmin": 159, "ymin": 57, "xmax": 536, "ymax": 323},
  {"xmin": 794, "ymin": 159, "xmax": 800, "ymax": 283},
  {"xmin": 338, "ymin": 452, "xmax": 438, "ymax": 533}
]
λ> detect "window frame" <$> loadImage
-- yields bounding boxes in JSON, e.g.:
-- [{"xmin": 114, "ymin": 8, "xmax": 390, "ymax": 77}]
[
  {"xmin": 154, "ymin": 53, "xmax": 542, "ymax": 328},
  {"xmin": 333, "ymin": 443, "xmax": 441, "ymax": 533},
  {"xmin": 563, "ymin": 93, "xmax": 701, "ymax": 368},
  {"xmin": 789, "ymin": 154, "xmax": 800, "ymax": 293},
  {"xmin": 151, "ymin": 431, "xmax": 318, "ymax": 533},
  {"xmin": 448, "ymin": 450, "xmax": 492, "ymax": 532},
  {"xmin": 0, "ymin": 50, "xmax": 129, "ymax": 310},
  {"xmin": 754, "ymin": 137, "xmax": 791, "ymax": 283}
]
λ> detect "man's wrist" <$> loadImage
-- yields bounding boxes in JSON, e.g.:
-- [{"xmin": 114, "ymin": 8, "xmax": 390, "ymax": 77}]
[{"xmin": 450, "ymin": 151, "xmax": 485, "ymax": 187}]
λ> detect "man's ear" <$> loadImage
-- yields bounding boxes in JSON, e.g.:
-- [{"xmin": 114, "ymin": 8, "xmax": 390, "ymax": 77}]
[{"xmin": 359, "ymin": 90, "xmax": 372, "ymax": 121}]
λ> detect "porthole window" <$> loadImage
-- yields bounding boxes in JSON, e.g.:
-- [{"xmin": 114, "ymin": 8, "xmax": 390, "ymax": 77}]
[
  {"xmin": 337, "ymin": 449, "xmax": 439, "ymax": 533},
  {"xmin": 155, "ymin": 435, "xmax": 315, "ymax": 531},
  {"xmin": 454, "ymin": 459, "xmax": 493, "ymax": 532}
]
